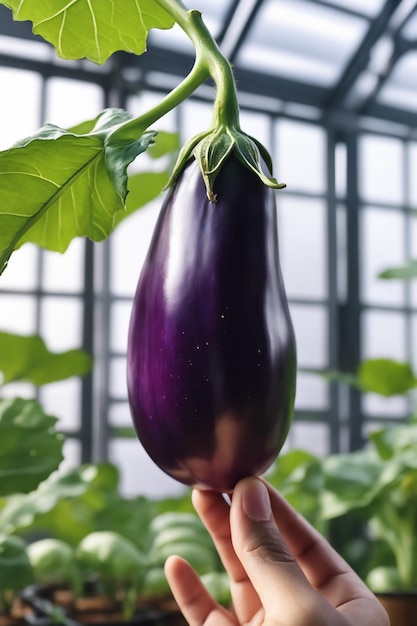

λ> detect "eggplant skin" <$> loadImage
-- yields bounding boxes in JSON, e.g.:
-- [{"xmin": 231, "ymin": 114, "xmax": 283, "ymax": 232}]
[{"xmin": 127, "ymin": 155, "xmax": 297, "ymax": 492}]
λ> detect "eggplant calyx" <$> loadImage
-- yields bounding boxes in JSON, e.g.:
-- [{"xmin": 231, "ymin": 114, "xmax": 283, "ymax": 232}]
[{"xmin": 166, "ymin": 127, "xmax": 286, "ymax": 202}]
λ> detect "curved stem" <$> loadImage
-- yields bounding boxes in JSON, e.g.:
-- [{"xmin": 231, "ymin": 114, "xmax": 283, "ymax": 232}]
[
  {"xmin": 109, "ymin": 59, "xmax": 208, "ymax": 143},
  {"xmin": 111, "ymin": 0, "xmax": 241, "ymax": 144},
  {"xmin": 155, "ymin": 0, "xmax": 241, "ymax": 129}
]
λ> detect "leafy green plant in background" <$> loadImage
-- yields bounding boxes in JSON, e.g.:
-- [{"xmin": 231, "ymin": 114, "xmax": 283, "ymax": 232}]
[
  {"xmin": 0, "ymin": 329, "xmax": 92, "ymax": 498},
  {"xmin": 322, "ymin": 416, "xmax": 417, "ymax": 593},
  {"xmin": 322, "ymin": 356, "xmax": 417, "ymax": 592},
  {"xmin": 266, "ymin": 354, "xmax": 417, "ymax": 594},
  {"xmin": 0, "ymin": 458, "xmax": 228, "ymax": 617},
  {"xmin": 0, "ymin": 534, "xmax": 32, "ymax": 612}
]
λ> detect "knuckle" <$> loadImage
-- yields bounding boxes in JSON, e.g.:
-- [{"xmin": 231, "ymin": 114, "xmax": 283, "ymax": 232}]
[{"xmin": 243, "ymin": 524, "xmax": 295, "ymax": 565}]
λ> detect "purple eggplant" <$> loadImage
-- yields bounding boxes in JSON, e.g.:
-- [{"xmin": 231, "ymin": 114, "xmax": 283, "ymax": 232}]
[{"xmin": 127, "ymin": 155, "xmax": 296, "ymax": 492}]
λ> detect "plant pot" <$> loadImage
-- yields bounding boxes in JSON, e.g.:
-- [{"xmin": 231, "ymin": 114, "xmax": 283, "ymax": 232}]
[
  {"xmin": 19, "ymin": 585, "xmax": 187, "ymax": 626},
  {"xmin": 377, "ymin": 592, "xmax": 417, "ymax": 626}
]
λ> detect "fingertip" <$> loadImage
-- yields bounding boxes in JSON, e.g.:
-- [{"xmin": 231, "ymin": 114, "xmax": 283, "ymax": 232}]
[
  {"xmin": 234, "ymin": 477, "xmax": 273, "ymax": 522},
  {"xmin": 192, "ymin": 486, "xmax": 225, "ymax": 514},
  {"xmin": 164, "ymin": 554, "xmax": 189, "ymax": 579}
]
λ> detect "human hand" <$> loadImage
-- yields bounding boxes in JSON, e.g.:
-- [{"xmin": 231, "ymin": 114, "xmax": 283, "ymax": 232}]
[{"xmin": 165, "ymin": 477, "xmax": 389, "ymax": 626}]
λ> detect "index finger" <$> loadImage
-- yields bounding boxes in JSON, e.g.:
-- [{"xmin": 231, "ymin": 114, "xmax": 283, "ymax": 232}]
[{"xmin": 192, "ymin": 489, "xmax": 262, "ymax": 623}]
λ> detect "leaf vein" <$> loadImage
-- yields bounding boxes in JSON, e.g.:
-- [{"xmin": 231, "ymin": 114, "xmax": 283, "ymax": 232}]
[
  {"xmin": 87, "ymin": 0, "xmax": 101, "ymax": 61},
  {"xmin": 0, "ymin": 171, "xmax": 60, "ymax": 187},
  {"xmin": 35, "ymin": 0, "xmax": 78, "ymax": 27},
  {"xmin": 1, "ymin": 148, "xmax": 103, "ymax": 270}
]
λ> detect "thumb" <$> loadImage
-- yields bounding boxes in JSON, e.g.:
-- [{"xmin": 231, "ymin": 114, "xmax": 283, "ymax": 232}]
[{"xmin": 230, "ymin": 478, "xmax": 316, "ymax": 618}]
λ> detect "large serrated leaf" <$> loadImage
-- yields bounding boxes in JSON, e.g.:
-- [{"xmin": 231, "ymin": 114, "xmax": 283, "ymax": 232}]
[
  {"xmin": 0, "ymin": 108, "xmax": 156, "ymax": 275},
  {"xmin": 0, "ymin": 332, "xmax": 92, "ymax": 386},
  {"xmin": 0, "ymin": 398, "xmax": 64, "ymax": 496},
  {"xmin": 1, "ymin": 0, "xmax": 174, "ymax": 64}
]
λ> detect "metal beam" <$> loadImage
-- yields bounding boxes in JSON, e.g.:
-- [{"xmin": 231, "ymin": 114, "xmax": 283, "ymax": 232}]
[
  {"xmin": 325, "ymin": 0, "xmax": 402, "ymax": 110},
  {"xmin": 217, "ymin": 0, "xmax": 266, "ymax": 63},
  {"xmin": 359, "ymin": 2, "xmax": 417, "ymax": 116},
  {"xmin": 124, "ymin": 45, "xmax": 329, "ymax": 107}
]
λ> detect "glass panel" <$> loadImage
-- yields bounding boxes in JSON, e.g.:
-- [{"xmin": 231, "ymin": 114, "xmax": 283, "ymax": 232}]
[
  {"xmin": 0, "ymin": 35, "xmax": 50, "ymax": 60},
  {"xmin": 42, "ymin": 240, "xmax": 85, "ymax": 293},
  {"xmin": 324, "ymin": 0, "xmax": 385, "ymax": 17},
  {"xmin": 239, "ymin": 110, "xmax": 271, "ymax": 149},
  {"xmin": 0, "ymin": 67, "xmax": 42, "ymax": 150},
  {"xmin": 277, "ymin": 196, "xmax": 327, "ymax": 299},
  {"xmin": 290, "ymin": 305, "xmax": 328, "ymax": 368},
  {"xmin": 40, "ymin": 297, "xmax": 83, "ymax": 351},
  {"xmin": 148, "ymin": 0, "xmax": 231, "ymax": 53},
  {"xmin": 0, "ymin": 244, "xmax": 39, "ymax": 290},
  {"xmin": 0, "ymin": 382, "xmax": 35, "ymax": 399},
  {"xmin": 61, "ymin": 438, "xmax": 81, "ymax": 472},
  {"xmin": 109, "ymin": 438, "xmax": 186, "ymax": 498},
  {"xmin": 361, "ymin": 310, "xmax": 406, "ymax": 361},
  {"xmin": 110, "ymin": 201, "xmax": 160, "ymax": 297},
  {"xmin": 402, "ymin": 12, "xmax": 417, "ymax": 39},
  {"xmin": 237, "ymin": 0, "xmax": 367, "ymax": 86},
  {"xmin": 294, "ymin": 372, "xmax": 329, "ymax": 410},
  {"xmin": 288, "ymin": 421, "xmax": 329, "ymax": 456},
  {"xmin": 110, "ymin": 301, "xmax": 132, "ymax": 354},
  {"xmin": 109, "ymin": 402, "xmax": 132, "ymax": 427},
  {"xmin": 109, "ymin": 357, "xmax": 128, "ymax": 399},
  {"xmin": 359, "ymin": 135, "xmax": 404, "ymax": 205},
  {"xmin": 180, "ymin": 100, "xmax": 213, "ymax": 142},
  {"xmin": 275, "ymin": 120, "xmax": 326, "ymax": 193},
  {"xmin": 39, "ymin": 379, "xmax": 81, "ymax": 430},
  {"xmin": 0, "ymin": 295, "xmax": 37, "ymax": 333},
  {"xmin": 362, "ymin": 392, "xmax": 408, "ymax": 418},
  {"xmin": 360, "ymin": 207, "xmax": 405, "ymax": 306},
  {"xmin": 45, "ymin": 77, "xmax": 103, "ymax": 127},
  {"xmin": 378, "ymin": 52, "xmax": 417, "ymax": 112}
]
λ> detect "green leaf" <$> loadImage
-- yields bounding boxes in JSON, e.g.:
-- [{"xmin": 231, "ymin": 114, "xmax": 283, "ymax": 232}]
[
  {"xmin": 0, "ymin": 109, "xmax": 155, "ymax": 275},
  {"xmin": 1, "ymin": 0, "xmax": 174, "ymax": 64},
  {"xmin": 0, "ymin": 463, "xmax": 112, "ymax": 535},
  {"xmin": 147, "ymin": 130, "xmax": 180, "ymax": 159},
  {"xmin": 322, "ymin": 448, "xmax": 384, "ymax": 519},
  {"xmin": 0, "ymin": 534, "xmax": 33, "ymax": 592},
  {"xmin": 358, "ymin": 359, "xmax": 417, "ymax": 397},
  {"xmin": 370, "ymin": 420, "xmax": 417, "ymax": 460},
  {"xmin": 266, "ymin": 450, "xmax": 325, "ymax": 530},
  {"xmin": 113, "ymin": 171, "xmax": 169, "ymax": 229},
  {"xmin": 379, "ymin": 260, "xmax": 417, "ymax": 280},
  {"xmin": 0, "ymin": 332, "xmax": 92, "ymax": 386},
  {"xmin": 113, "ymin": 131, "xmax": 179, "ymax": 228},
  {"xmin": 0, "ymin": 398, "xmax": 64, "ymax": 497}
]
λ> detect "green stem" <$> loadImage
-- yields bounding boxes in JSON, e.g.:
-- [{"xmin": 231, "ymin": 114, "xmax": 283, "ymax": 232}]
[
  {"xmin": 154, "ymin": 0, "xmax": 241, "ymax": 129},
  {"xmin": 111, "ymin": 0, "xmax": 241, "ymax": 143},
  {"xmin": 109, "ymin": 59, "xmax": 208, "ymax": 143}
]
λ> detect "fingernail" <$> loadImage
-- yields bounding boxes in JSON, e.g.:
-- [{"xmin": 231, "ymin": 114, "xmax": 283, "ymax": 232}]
[{"xmin": 241, "ymin": 480, "xmax": 272, "ymax": 522}]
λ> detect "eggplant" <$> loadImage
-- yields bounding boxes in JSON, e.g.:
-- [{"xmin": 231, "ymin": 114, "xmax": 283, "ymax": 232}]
[{"xmin": 127, "ymin": 155, "xmax": 296, "ymax": 492}]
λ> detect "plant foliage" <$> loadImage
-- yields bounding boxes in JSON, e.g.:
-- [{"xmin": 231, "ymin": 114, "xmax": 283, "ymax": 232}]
[
  {"xmin": 0, "ymin": 332, "xmax": 92, "ymax": 386},
  {"xmin": 0, "ymin": 398, "xmax": 64, "ymax": 496},
  {"xmin": 2, "ymin": 0, "xmax": 174, "ymax": 63}
]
